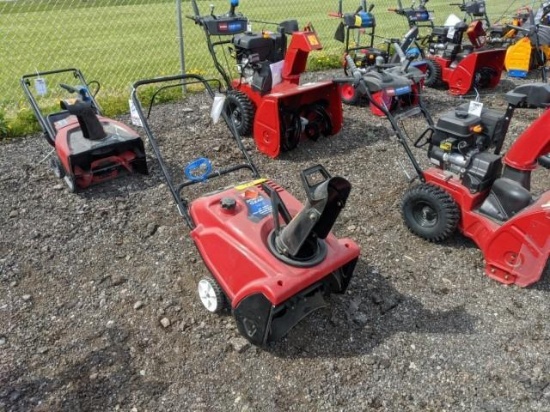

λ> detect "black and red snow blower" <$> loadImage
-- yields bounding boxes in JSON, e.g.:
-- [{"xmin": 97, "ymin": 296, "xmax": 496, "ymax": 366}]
[
  {"xmin": 335, "ymin": 43, "xmax": 428, "ymax": 117},
  {"xmin": 131, "ymin": 74, "xmax": 360, "ymax": 345},
  {"xmin": 329, "ymin": 0, "xmax": 433, "ymax": 104},
  {"xmin": 21, "ymin": 68, "xmax": 148, "ymax": 192},
  {"xmin": 422, "ymin": 0, "xmax": 506, "ymax": 96},
  {"xmin": 344, "ymin": 57, "xmax": 549, "ymax": 287},
  {"xmin": 188, "ymin": 0, "xmax": 343, "ymax": 158}
]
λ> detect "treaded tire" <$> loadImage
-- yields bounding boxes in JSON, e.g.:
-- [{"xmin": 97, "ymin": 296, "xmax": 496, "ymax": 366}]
[
  {"xmin": 197, "ymin": 276, "xmax": 227, "ymax": 313},
  {"xmin": 225, "ymin": 91, "xmax": 254, "ymax": 137},
  {"xmin": 424, "ymin": 59, "xmax": 442, "ymax": 88},
  {"xmin": 401, "ymin": 183, "xmax": 460, "ymax": 242}
]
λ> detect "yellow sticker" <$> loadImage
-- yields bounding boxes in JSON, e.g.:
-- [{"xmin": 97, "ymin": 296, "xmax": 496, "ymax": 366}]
[
  {"xmin": 440, "ymin": 141, "xmax": 453, "ymax": 151},
  {"xmin": 234, "ymin": 178, "xmax": 268, "ymax": 191},
  {"xmin": 307, "ymin": 34, "xmax": 319, "ymax": 46}
]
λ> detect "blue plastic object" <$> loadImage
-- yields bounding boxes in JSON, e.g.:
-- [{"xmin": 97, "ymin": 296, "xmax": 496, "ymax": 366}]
[{"xmin": 184, "ymin": 157, "xmax": 212, "ymax": 182}]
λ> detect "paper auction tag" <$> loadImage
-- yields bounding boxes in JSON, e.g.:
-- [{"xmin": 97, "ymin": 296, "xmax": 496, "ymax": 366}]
[
  {"xmin": 129, "ymin": 99, "xmax": 143, "ymax": 127},
  {"xmin": 34, "ymin": 78, "xmax": 47, "ymax": 96},
  {"xmin": 468, "ymin": 101, "xmax": 483, "ymax": 117}
]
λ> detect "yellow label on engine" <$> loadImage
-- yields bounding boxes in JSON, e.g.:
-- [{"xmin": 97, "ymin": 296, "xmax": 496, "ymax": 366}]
[
  {"xmin": 234, "ymin": 178, "xmax": 267, "ymax": 191},
  {"xmin": 440, "ymin": 141, "xmax": 453, "ymax": 152}
]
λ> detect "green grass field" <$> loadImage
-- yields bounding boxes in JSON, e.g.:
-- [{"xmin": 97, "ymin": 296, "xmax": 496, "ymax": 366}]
[{"xmin": 0, "ymin": 0, "xmax": 516, "ymax": 136}]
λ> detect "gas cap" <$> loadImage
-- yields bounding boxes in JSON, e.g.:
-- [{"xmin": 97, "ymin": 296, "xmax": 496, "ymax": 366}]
[{"xmin": 220, "ymin": 197, "xmax": 237, "ymax": 211}]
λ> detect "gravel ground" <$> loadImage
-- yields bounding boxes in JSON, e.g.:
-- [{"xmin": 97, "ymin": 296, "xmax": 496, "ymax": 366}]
[{"xmin": 1, "ymin": 69, "xmax": 549, "ymax": 412}]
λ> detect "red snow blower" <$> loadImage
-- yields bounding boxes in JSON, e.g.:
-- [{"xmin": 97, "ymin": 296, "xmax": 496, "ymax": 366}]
[
  {"xmin": 188, "ymin": 0, "xmax": 343, "ymax": 158},
  {"xmin": 131, "ymin": 74, "xmax": 360, "ymax": 345},
  {"xmin": 423, "ymin": 0, "xmax": 506, "ymax": 96},
  {"xmin": 345, "ymin": 59, "xmax": 549, "ymax": 287},
  {"xmin": 21, "ymin": 68, "xmax": 148, "ymax": 192}
]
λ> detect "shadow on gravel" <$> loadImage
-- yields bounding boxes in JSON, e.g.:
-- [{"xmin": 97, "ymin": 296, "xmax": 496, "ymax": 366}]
[
  {"xmin": 0, "ymin": 328, "xmax": 168, "ymax": 412},
  {"xmin": 530, "ymin": 263, "xmax": 550, "ymax": 291},
  {"xmin": 268, "ymin": 258, "xmax": 476, "ymax": 358}
]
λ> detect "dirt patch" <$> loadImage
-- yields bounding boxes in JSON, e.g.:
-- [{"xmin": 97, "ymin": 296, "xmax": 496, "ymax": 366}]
[{"xmin": 1, "ymin": 70, "xmax": 549, "ymax": 411}]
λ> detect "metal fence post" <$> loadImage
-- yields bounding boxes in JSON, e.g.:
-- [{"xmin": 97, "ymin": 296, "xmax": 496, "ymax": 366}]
[{"xmin": 176, "ymin": 0, "xmax": 186, "ymax": 93}]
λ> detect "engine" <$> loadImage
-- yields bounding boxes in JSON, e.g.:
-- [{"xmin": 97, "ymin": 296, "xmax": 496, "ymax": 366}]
[
  {"xmin": 428, "ymin": 105, "xmax": 507, "ymax": 192},
  {"xmin": 231, "ymin": 20, "xmax": 297, "ymax": 94}
]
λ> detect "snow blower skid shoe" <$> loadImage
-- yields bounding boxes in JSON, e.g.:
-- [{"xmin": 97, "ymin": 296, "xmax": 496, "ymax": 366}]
[
  {"xmin": 20, "ymin": 68, "xmax": 148, "ymax": 192},
  {"xmin": 131, "ymin": 74, "xmax": 360, "ymax": 345}
]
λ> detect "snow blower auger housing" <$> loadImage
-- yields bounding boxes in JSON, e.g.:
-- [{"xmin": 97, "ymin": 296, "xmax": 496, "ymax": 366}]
[
  {"xmin": 21, "ymin": 68, "xmax": 147, "ymax": 192},
  {"xmin": 189, "ymin": 0, "xmax": 343, "ymax": 158},
  {"xmin": 131, "ymin": 74, "xmax": 360, "ymax": 345}
]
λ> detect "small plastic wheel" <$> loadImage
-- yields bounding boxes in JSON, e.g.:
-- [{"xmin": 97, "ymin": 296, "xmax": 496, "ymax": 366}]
[
  {"xmin": 424, "ymin": 59, "xmax": 442, "ymax": 88},
  {"xmin": 225, "ymin": 91, "xmax": 254, "ymax": 136},
  {"xmin": 63, "ymin": 175, "xmax": 77, "ymax": 193},
  {"xmin": 49, "ymin": 156, "xmax": 65, "ymax": 179},
  {"xmin": 340, "ymin": 83, "xmax": 361, "ymax": 105},
  {"xmin": 197, "ymin": 277, "xmax": 226, "ymax": 313},
  {"xmin": 401, "ymin": 183, "xmax": 460, "ymax": 242}
]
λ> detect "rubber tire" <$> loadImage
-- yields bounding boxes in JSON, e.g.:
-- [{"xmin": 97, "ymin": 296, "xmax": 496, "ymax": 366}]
[
  {"xmin": 401, "ymin": 183, "xmax": 460, "ymax": 242},
  {"xmin": 197, "ymin": 277, "xmax": 227, "ymax": 313},
  {"xmin": 424, "ymin": 59, "xmax": 442, "ymax": 88},
  {"xmin": 340, "ymin": 83, "xmax": 360, "ymax": 106},
  {"xmin": 49, "ymin": 156, "xmax": 65, "ymax": 179},
  {"xmin": 225, "ymin": 91, "xmax": 254, "ymax": 137}
]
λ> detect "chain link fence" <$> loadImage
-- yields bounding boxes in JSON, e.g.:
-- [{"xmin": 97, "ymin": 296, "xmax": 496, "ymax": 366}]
[{"xmin": 0, "ymin": 0, "xmax": 516, "ymax": 132}]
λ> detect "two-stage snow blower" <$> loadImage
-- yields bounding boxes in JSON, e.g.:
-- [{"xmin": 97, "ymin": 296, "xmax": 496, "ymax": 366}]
[
  {"xmin": 336, "ymin": 46, "xmax": 428, "ymax": 116},
  {"xmin": 329, "ymin": 0, "xmax": 430, "ymax": 106},
  {"xmin": 344, "ymin": 59, "xmax": 549, "ymax": 287},
  {"xmin": 21, "ymin": 68, "xmax": 148, "ymax": 192},
  {"xmin": 131, "ymin": 73, "xmax": 360, "ymax": 345},
  {"xmin": 188, "ymin": 0, "xmax": 343, "ymax": 158},
  {"xmin": 422, "ymin": 0, "xmax": 506, "ymax": 96}
]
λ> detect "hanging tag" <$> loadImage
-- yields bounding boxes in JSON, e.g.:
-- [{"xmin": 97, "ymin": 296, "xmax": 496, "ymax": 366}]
[
  {"xmin": 447, "ymin": 26, "xmax": 456, "ymax": 40},
  {"xmin": 34, "ymin": 78, "xmax": 47, "ymax": 96},
  {"xmin": 210, "ymin": 93, "xmax": 226, "ymax": 124},
  {"xmin": 468, "ymin": 100, "xmax": 483, "ymax": 117},
  {"xmin": 128, "ymin": 99, "xmax": 143, "ymax": 127}
]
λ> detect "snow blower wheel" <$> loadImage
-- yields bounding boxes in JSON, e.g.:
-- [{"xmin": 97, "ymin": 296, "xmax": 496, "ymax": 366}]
[
  {"xmin": 198, "ymin": 277, "xmax": 227, "ymax": 313},
  {"xmin": 401, "ymin": 183, "xmax": 459, "ymax": 242},
  {"xmin": 424, "ymin": 59, "xmax": 442, "ymax": 88},
  {"xmin": 50, "ymin": 156, "xmax": 65, "ymax": 179},
  {"xmin": 63, "ymin": 175, "xmax": 77, "ymax": 193},
  {"xmin": 225, "ymin": 91, "xmax": 254, "ymax": 136},
  {"xmin": 340, "ymin": 83, "xmax": 361, "ymax": 105}
]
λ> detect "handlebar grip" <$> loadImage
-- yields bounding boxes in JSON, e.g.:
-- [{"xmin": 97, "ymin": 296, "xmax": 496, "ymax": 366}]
[
  {"xmin": 59, "ymin": 83, "xmax": 78, "ymax": 94},
  {"xmin": 191, "ymin": 0, "xmax": 200, "ymax": 16},
  {"xmin": 345, "ymin": 54, "xmax": 360, "ymax": 75}
]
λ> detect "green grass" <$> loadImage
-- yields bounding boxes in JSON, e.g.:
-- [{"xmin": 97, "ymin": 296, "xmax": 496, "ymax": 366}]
[{"xmin": 0, "ymin": 0, "xmax": 516, "ymax": 137}]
